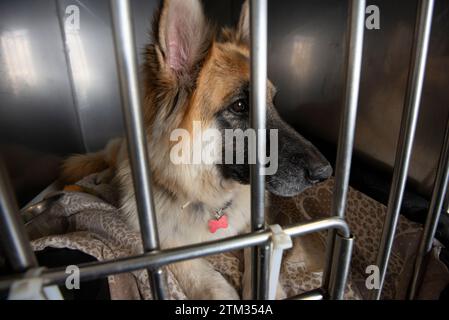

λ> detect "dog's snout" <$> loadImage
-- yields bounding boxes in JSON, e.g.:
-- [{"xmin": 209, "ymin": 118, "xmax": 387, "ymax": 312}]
[
  {"xmin": 288, "ymin": 152, "xmax": 332, "ymax": 183},
  {"xmin": 306, "ymin": 164, "xmax": 333, "ymax": 183},
  {"xmin": 265, "ymin": 108, "xmax": 333, "ymax": 196}
]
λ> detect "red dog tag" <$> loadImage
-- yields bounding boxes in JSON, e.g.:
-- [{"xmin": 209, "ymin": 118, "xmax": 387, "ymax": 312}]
[{"xmin": 208, "ymin": 215, "xmax": 228, "ymax": 233}]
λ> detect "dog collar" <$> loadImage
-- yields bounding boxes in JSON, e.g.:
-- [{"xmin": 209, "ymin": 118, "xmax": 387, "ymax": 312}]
[{"xmin": 212, "ymin": 200, "xmax": 232, "ymax": 220}]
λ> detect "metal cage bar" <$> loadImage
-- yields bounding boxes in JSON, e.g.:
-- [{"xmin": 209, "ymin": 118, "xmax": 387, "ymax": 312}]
[
  {"xmin": 408, "ymin": 115, "xmax": 449, "ymax": 299},
  {"xmin": 109, "ymin": 0, "xmax": 167, "ymax": 300},
  {"xmin": 288, "ymin": 289, "xmax": 325, "ymax": 300},
  {"xmin": 12, "ymin": 0, "xmax": 449, "ymax": 301},
  {"xmin": 322, "ymin": 0, "xmax": 365, "ymax": 289},
  {"xmin": 249, "ymin": 0, "xmax": 269, "ymax": 300},
  {"xmin": 328, "ymin": 233, "xmax": 354, "ymax": 300},
  {"xmin": 0, "ymin": 217, "xmax": 350, "ymax": 291},
  {"xmin": 0, "ymin": 160, "xmax": 38, "ymax": 272},
  {"xmin": 0, "ymin": 0, "xmax": 357, "ymax": 301},
  {"xmin": 370, "ymin": 0, "xmax": 435, "ymax": 300}
]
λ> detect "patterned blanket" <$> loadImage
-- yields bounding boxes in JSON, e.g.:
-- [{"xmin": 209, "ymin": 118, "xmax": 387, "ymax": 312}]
[{"xmin": 23, "ymin": 173, "xmax": 449, "ymax": 299}]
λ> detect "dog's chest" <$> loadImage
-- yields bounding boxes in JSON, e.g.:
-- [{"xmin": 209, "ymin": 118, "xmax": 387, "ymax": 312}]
[{"xmin": 157, "ymin": 199, "xmax": 250, "ymax": 247}]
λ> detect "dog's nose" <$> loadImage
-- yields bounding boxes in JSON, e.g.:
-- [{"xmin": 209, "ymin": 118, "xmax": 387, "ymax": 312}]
[{"xmin": 306, "ymin": 164, "xmax": 333, "ymax": 183}]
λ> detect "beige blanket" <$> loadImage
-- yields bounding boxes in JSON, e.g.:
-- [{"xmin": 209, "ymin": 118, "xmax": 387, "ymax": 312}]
[{"xmin": 24, "ymin": 173, "xmax": 449, "ymax": 299}]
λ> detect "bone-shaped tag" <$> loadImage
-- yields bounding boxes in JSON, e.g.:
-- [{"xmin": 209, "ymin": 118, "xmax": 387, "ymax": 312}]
[{"xmin": 208, "ymin": 215, "xmax": 228, "ymax": 233}]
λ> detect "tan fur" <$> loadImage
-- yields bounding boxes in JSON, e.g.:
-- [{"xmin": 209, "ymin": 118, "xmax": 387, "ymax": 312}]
[{"xmin": 61, "ymin": 138, "xmax": 123, "ymax": 183}]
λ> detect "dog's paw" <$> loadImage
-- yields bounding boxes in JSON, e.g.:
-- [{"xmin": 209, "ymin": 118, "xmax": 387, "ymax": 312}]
[
  {"xmin": 189, "ymin": 274, "xmax": 240, "ymax": 300},
  {"xmin": 199, "ymin": 284, "xmax": 239, "ymax": 300},
  {"xmin": 208, "ymin": 288, "xmax": 240, "ymax": 300},
  {"xmin": 242, "ymin": 283, "xmax": 286, "ymax": 300},
  {"xmin": 275, "ymin": 283, "xmax": 287, "ymax": 300}
]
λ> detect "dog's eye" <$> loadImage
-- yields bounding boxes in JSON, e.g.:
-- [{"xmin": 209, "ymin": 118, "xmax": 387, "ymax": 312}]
[{"xmin": 229, "ymin": 99, "xmax": 248, "ymax": 114}]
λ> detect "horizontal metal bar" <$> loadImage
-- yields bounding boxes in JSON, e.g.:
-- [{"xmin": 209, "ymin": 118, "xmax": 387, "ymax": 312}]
[
  {"xmin": 0, "ymin": 217, "xmax": 349, "ymax": 291},
  {"xmin": 284, "ymin": 217, "xmax": 350, "ymax": 239},
  {"xmin": 250, "ymin": 0, "xmax": 268, "ymax": 300},
  {"xmin": 0, "ymin": 159, "xmax": 38, "ymax": 272},
  {"xmin": 110, "ymin": 0, "xmax": 166, "ymax": 299},
  {"xmin": 371, "ymin": 0, "xmax": 434, "ymax": 300},
  {"xmin": 323, "ymin": 0, "xmax": 365, "ymax": 290},
  {"xmin": 408, "ymin": 116, "xmax": 449, "ymax": 299}
]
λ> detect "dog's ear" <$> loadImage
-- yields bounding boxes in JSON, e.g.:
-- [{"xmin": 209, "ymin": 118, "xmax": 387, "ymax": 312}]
[
  {"xmin": 154, "ymin": 0, "xmax": 212, "ymax": 78},
  {"xmin": 235, "ymin": 0, "xmax": 250, "ymax": 45}
]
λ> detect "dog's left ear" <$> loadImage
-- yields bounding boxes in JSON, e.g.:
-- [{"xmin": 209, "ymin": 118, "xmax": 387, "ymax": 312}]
[
  {"xmin": 235, "ymin": 0, "xmax": 250, "ymax": 45},
  {"xmin": 155, "ymin": 0, "xmax": 212, "ymax": 80}
]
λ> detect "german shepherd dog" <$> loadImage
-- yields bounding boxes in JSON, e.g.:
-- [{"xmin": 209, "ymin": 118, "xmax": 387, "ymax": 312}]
[{"xmin": 62, "ymin": 0, "xmax": 332, "ymax": 299}]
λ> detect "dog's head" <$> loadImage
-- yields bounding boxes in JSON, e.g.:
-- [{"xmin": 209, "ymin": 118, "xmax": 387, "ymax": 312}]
[{"xmin": 144, "ymin": 0, "xmax": 332, "ymax": 199}]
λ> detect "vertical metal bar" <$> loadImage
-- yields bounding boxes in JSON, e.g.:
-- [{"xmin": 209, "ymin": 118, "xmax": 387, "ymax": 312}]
[
  {"xmin": 328, "ymin": 234, "xmax": 354, "ymax": 300},
  {"xmin": 109, "ymin": 0, "xmax": 167, "ymax": 300},
  {"xmin": 249, "ymin": 0, "xmax": 268, "ymax": 300},
  {"xmin": 260, "ymin": 243, "xmax": 271, "ymax": 300},
  {"xmin": 0, "ymin": 159, "xmax": 38, "ymax": 272},
  {"xmin": 443, "ymin": 183, "xmax": 449, "ymax": 215},
  {"xmin": 408, "ymin": 116, "xmax": 449, "ymax": 299},
  {"xmin": 370, "ymin": 0, "xmax": 434, "ymax": 300},
  {"xmin": 322, "ymin": 0, "xmax": 365, "ymax": 289}
]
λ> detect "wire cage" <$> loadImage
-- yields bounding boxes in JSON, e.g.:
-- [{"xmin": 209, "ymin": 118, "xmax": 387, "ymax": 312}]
[{"xmin": 0, "ymin": 0, "xmax": 445, "ymax": 300}]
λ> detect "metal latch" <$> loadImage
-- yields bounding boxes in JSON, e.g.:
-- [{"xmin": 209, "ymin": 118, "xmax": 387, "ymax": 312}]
[
  {"xmin": 8, "ymin": 267, "xmax": 64, "ymax": 300},
  {"xmin": 268, "ymin": 224, "xmax": 293, "ymax": 300}
]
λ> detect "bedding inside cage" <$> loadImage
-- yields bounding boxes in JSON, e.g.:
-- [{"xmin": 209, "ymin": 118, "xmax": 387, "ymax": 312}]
[{"xmin": 18, "ymin": 171, "xmax": 449, "ymax": 300}]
